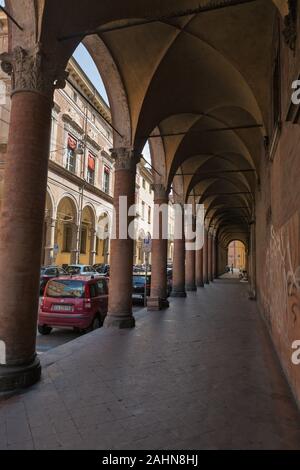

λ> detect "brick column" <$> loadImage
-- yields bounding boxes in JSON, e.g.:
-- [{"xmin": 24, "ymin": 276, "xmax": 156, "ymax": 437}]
[
  {"xmin": 208, "ymin": 232, "xmax": 213, "ymax": 282},
  {"xmin": 0, "ymin": 45, "xmax": 67, "ymax": 392},
  {"xmin": 203, "ymin": 229, "xmax": 209, "ymax": 284},
  {"xmin": 185, "ymin": 217, "xmax": 196, "ymax": 291},
  {"xmin": 148, "ymin": 184, "xmax": 169, "ymax": 311},
  {"xmin": 212, "ymin": 236, "xmax": 217, "ymax": 279},
  {"xmin": 249, "ymin": 221, "xmax": 256, "ymax": 300},
  {"xmin": 171, "ymin": 204, "xmax": 186, "ymax": 297},
  {"xmin": 104, "ymin": 147, "xmax": 139, "ymax": 328},
  {"xmin": 196, "ymin": 248, "xmax": 204, "ymax": 287}
]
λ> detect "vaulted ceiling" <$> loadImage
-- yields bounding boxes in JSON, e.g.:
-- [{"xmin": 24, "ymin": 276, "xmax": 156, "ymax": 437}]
[{"xmin": 7, "ymin": 0, "xmax": 283, "ymax": 246}]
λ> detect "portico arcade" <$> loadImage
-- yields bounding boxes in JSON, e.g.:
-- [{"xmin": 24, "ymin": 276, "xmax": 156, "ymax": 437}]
[{"xmin": 0, "ymin": 1, "xmax": 300, "ymax": 414}]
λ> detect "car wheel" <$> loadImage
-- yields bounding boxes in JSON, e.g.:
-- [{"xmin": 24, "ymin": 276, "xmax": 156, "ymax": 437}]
[
  {"xmin": 38, "ymin": 325, "xmax": 52, "ymax": 335},
  {"xmin": 92, "ymin": 315, "xmax": 101, "ymax": 331}
]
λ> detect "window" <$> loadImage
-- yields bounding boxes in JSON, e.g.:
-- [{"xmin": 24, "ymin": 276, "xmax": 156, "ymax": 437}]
[
  {"xmin": 66, "ymin": 135, "xmax": 77, "ymax": 173},
  {"xmin": 148, "ymin": 206, "xmax": 151, "ymax": 224},
  {"xmin": 89, "ymin": 284, "xmax": 97, "ymax": 298},
  {"xmin": 103, "ymin": 166, "xmax": 110, "ymax": 194},
  {"xmin": 46, "ymin": 280, "xmax": 85, "ymax": 298},
  {"xmin": 142, "ymin": 178, "xmax": 146, "ymax": 189},
  {"xmin": 103, "ymin": 237, "xmax": 109, "ymax": 257},
  {"xmin": 63, "ymin": 224, "xmax": 73, "ymax": 253},
  {"xmin": 80, "ymin": 227, "xmax": 87, "ymax": 254},
  {"xmin": 45, "ymin": 268, "xmax": 57, "ymax": 276},
  {"xmin": 97, "ymin": 279, "xmax": 107, "ymax": 295},
  {"xmin": 50, "ymin": 117, "xmax": 58, "ymax": 153},
  {"xmin": 142, "ymin": 201, "xmax": 145, "ymax": 219},
  {"xmin": 87, "ymin": 153, "xmax": 95, "ymax": 185},
  {"xmin": 73, "ymin": 91, "xmax": 78, "ymax": 103}
]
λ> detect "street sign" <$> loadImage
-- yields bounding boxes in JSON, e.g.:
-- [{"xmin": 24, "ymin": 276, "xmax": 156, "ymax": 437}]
[{"xmin": 143, "ymin": 233, "xmax": 152, "ymax": 253}]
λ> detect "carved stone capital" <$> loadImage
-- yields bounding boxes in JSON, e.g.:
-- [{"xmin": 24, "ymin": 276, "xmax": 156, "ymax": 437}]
[
  {"xmin": 151, "ymin": 183, "xmax": 169, "ymax": 201},
  {"xmin": 0, "ymin": 44, "xmax": 68, "ymax": 98},
  {"xmin": 173, "ymin": 193, "xmax": 185, "ymax": 206},
  {"xmin": 110, "ymin": 147, "xmax": 140, "ymax": 171}
]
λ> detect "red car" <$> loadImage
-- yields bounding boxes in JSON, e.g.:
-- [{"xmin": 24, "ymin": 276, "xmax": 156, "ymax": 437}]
[{"xmin": 38, "ymin": 276, "xmax": 108, "ymax": 335}]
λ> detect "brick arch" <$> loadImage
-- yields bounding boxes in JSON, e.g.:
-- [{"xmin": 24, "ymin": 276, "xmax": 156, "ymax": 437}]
[{"xmin": 82, "ymin": 35, "xmax": 132, "ymax": 148}]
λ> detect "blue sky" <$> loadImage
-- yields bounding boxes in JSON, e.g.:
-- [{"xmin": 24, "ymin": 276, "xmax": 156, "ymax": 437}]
[{"xmin": 73, "ymin": 43, "xmax": 109, "ymax": 105}]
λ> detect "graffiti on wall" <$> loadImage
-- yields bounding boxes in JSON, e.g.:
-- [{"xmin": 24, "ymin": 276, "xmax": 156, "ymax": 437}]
[{"xmin": 260, "ymin": 212, "xmax": 300, "ymax": 348}]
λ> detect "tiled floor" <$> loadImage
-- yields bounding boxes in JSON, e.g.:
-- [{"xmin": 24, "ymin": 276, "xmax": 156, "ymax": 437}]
[{"xmin": 1, "ymin": 276, "xmax": 300, "ymax": 450}]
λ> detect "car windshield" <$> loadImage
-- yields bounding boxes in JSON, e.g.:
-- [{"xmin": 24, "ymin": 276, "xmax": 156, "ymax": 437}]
[
  {"xmin": 46, "ymin": 280, "xmax": 85, "ymax": 298},
  {"xmin": 66, "ymin": 266, "xmax": 81, "ymax": 275},
  {"xmin": 133, "ymin": 276, "xmax": 151, "ymax": 284},
  {"xmin": 97, "ymin": 265, "xmax": 107, "ymax": 273}
]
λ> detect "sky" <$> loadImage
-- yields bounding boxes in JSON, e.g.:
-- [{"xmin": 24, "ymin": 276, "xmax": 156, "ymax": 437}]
[{"xmin": 73, "ymin": 43, "xmax": 109, "ymax": 105}]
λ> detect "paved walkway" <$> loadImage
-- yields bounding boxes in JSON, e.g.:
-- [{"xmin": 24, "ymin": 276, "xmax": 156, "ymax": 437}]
[{"xmin": 1, "ymin": 277, "xmax": 300, "ymax": 450}]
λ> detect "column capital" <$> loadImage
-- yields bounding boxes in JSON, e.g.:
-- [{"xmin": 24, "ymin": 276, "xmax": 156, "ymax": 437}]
[
  {"xmin": 0, "ymin": 44, "xmax": 68, "ymax": 98},
  {"xmin": 110, "ymin": 147, "xmax": 140, "ymax": 171},
  {"xmin": 151, "ymin": 183, "xmax": 169, "ymax": 201},
  {"xmin": 173, "ymin": 195, "xmax": 185, "ymax": 207}
]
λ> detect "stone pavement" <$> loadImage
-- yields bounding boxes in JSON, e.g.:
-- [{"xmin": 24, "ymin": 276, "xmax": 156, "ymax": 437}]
[{"xmin": 1, "ymin": 277, "xmax": 300, "ymax": 450}]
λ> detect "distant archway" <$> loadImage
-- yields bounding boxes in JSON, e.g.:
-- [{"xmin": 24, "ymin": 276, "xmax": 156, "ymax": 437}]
[{"xmin": 227, "ymin": 240, "xmax": 246, "ymax": 270}]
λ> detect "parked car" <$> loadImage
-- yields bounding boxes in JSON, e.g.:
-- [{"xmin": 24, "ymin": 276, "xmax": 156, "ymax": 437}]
[
  {"xmin": 132, "ymin": 273, "xmax": 151, "ymax": 302},
  {"xmin": 40, "ymin": 265, "xmax": 68, "ymax": 296},
  {"xmin": 38, "ymin": 276, "xmax": 109, "ymax": 335},
  {"xmin": 65, "ymin": 264, "xmax": 98, "ymax": 276},
  {"xmin": 93, "ymin": 263, "xmax": 110, "ymax": 276}
]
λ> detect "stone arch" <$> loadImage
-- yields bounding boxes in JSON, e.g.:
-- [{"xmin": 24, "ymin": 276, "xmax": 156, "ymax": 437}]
[
  {"xmin": 82, "ymin": 35, "xmax": 132, "ymax": 147},
  {"xmin": 55, "ymin": 195, "xmax": 78, "ymax": 266},
  {"xmin": 148, "ymin": 126, "xmax": 168, "ymax": 187}
]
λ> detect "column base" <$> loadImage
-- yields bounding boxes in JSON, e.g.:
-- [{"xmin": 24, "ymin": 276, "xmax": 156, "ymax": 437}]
[
  {"xmin": 186, "ymin": 285, "xmax": 197, "ymax": 292},
  {"xmin": 147, "ymin": 297, "xmax": 169, "ymax": 311},
  {"xmin": 104, "ymin": 314, "xmax": 135, "ymax": 329},
  {"xmin": 171, "ymin": 290, "xmax": 187, "ymax": 298},
  {"xmin": 0, "ymin": 356, "xmax": 41, "ymax": 394},
  {"xmin": 249, "ymin": 290, "xmax": 257, "ymax": 301},
  {"xmin": 197, "ymin": 282, "xmax": 204, "ymax": 288}
]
